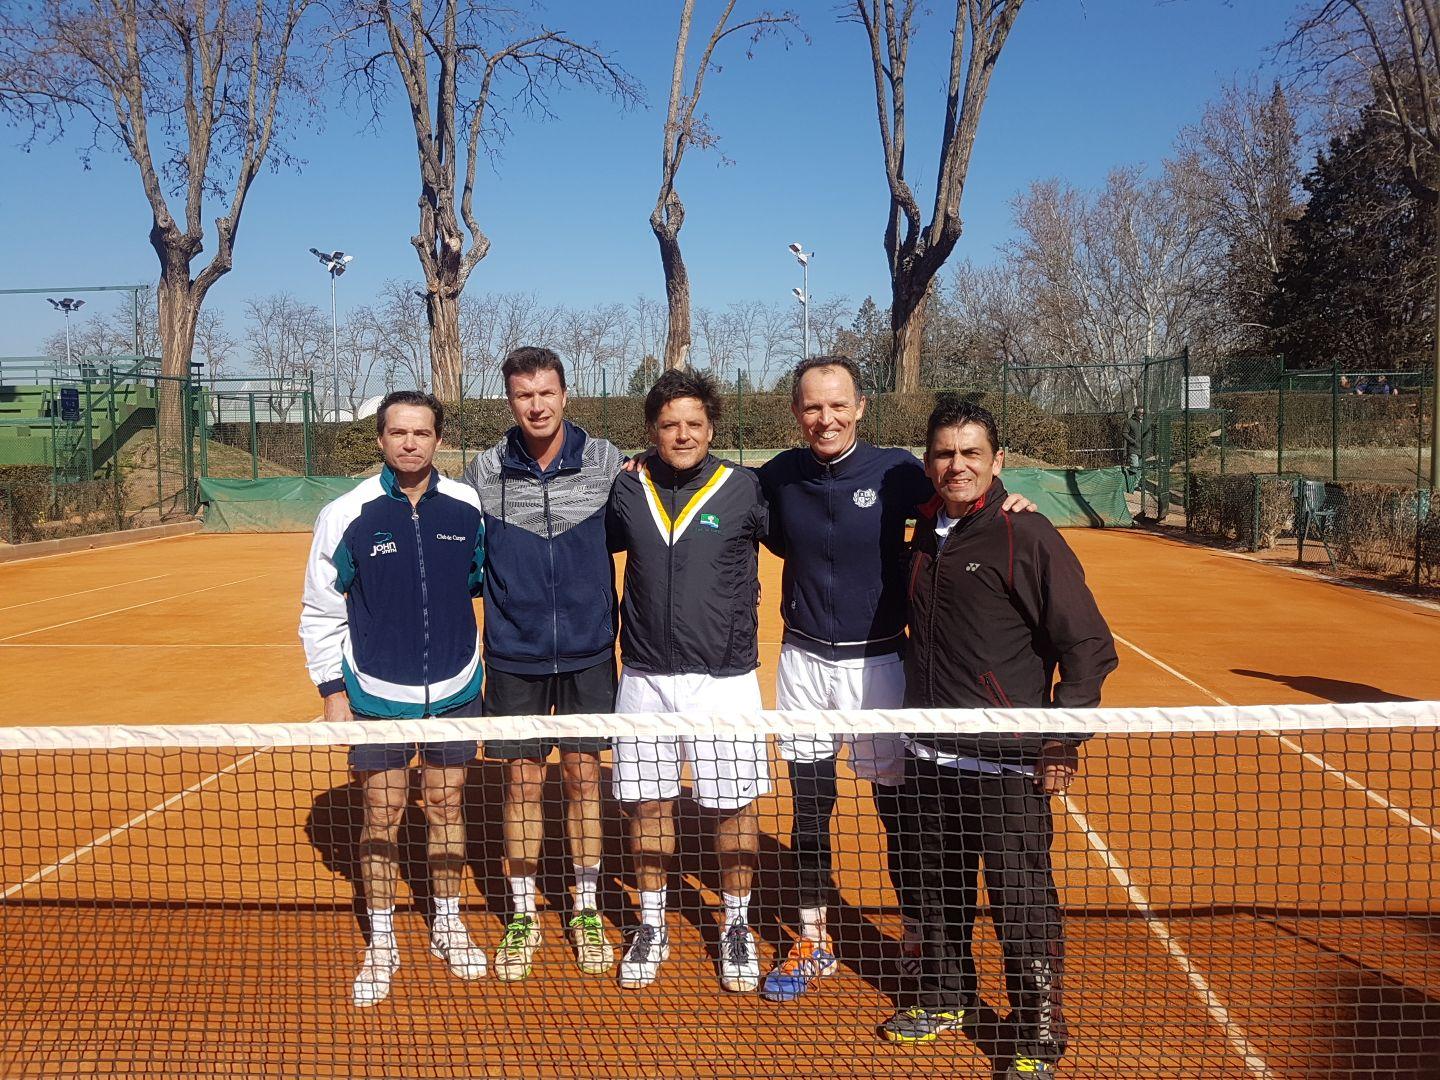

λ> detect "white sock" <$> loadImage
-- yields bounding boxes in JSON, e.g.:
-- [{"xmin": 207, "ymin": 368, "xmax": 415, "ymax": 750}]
[
  {"xmin": 510, "ymin": 875, "xmax": 537, "ymax": 917},
  {"xmin": 799, "ymin": 905, "xmax": 827, "ymax": 943},
  {"xmin": 368, "ymin": 906, "xmax": 395, "ymax": 941},
  {"xmin": 573, "ymin": 862, "xmax": 601, "ymax": 912},
  {"xmin": 640, "ymin": 888, "xmax": 667, "ymax": 929},
  {"xmin": 722, "ymin": 891, "xmax": 751, "ymax": 930},
  {"xmin": 433, "ymin": 895, "xmax": 460, "ymax": 921}
]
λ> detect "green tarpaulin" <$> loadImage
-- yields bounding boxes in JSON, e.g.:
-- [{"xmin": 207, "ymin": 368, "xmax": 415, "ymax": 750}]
[
  {"xmin": 1000, "ymin": 466, "xmax": 1133, "ymax": 528},
  {"xmin": 199, "ymin": 476, "xmax": 365, "ymax": 533}
]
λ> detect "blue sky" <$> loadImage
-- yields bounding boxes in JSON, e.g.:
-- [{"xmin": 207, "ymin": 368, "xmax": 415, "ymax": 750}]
[{"xmin": 0, "ymin": 0, "xmax": 1299, "ymax": 356}]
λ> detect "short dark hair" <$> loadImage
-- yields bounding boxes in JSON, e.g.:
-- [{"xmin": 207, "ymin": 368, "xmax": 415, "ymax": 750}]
[
  {"xmin": 644, "ymin": 368, "xmax": 723, "ymax": 428},
  {"xmin": 925, "ymin": 396, "xmax": 999, "ymax": 455},
  {"xmin": 376, "ymin": 390, "xmax": 444, "ymax": 438},
  {"xmin": 502, "ymin": 346, "xmax": 567, "ymax": 393},
  {"xmin": 790, "ymin": 355, "xmax": 865, "ymax": 407}
]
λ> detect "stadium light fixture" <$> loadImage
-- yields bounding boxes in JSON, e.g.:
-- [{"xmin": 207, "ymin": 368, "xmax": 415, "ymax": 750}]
[
  {"xmin": 311, "ymin": 248, "xmax": 355, "ymax": 420},
  {"xmin": 786, "ymin": 244, "xmax": 813, "ymax": 360},
  {"xmin": 46, "ymin": 297, "xmax": 86, "ymax": 367}
]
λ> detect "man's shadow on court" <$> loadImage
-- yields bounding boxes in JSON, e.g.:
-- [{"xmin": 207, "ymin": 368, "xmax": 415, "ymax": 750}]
[{"xmin": 304, "ymin": 760, "xmax": 903, "ymax": 999}]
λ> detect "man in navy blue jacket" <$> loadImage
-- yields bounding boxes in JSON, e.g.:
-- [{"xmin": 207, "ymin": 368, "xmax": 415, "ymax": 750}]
[
  {"xmin": 464, "ymin": 347, "xmax": 625, "ymax": 981},
  {"xmin": 757, "ymin": 357, "xmax": 1034, "ymax": 1002},
  {"xmin": 301, "ymin": 391, "xmax": 487, "ymax": 1008}
]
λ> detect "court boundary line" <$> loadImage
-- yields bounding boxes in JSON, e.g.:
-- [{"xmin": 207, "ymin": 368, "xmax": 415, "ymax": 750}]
[
  {"xmin": 0, "ymin": 573, "xmax": 270, "ymax": 642},
  {"xmin": 0, "ymin": 643, "xmax": 298, "ymax": 649},
  {"xmin": 1062, "ymin": 795, "xmax": 1274, "ymax": 1079},
  {"xmin": 0, "ymin": 573, "xmax": 173, "ymax": 613},
  {"xmin": 2, "ymin": 746, "xmax": 276, "ymax": 900},
  {"xmin": 0, "ymin": 523, "xmax": 202, "ymax": 566},
  {"xmin": 1113, "ymin": 632, "xmax": 1440, "ymax": 841}
]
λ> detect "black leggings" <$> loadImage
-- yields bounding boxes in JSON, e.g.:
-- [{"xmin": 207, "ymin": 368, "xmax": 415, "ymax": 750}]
[{"xmin": 788, "ymin": 758, "xmax": 919, "ymax": 918}]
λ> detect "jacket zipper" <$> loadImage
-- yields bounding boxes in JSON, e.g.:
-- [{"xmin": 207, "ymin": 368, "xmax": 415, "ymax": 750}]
[
  {"xmin": 543, "ymin": 481, "xmax": 558, "ymax": 674},
  {"xmin": 925, "ymin": 523, "xmax": 944, "ymax": 707},
  {"xmin": 823, "ymin": 459, "xmax": 835, "ymax": 646},
  {"xmin": 411, "ymin": 503, "xmax": 431, "ymax": 713},
  {"xmin": 666, "ymin": 471, "xmax": 677, "ymax": 672}
]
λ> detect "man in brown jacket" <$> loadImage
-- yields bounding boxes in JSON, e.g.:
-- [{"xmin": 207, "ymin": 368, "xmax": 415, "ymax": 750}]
[{"xmin": 882, "ymin": 398, "xmax": 1117, "ymax": 1080}]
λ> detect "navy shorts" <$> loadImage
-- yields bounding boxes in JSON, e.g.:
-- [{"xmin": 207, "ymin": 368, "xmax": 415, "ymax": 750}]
[
  {"xmin": 482, "ymin": 660, "xmax": 614, "ymax": 760},
  {"xmin": 347, "ymin": 694, "xmax": 482, "ymax": 773}
]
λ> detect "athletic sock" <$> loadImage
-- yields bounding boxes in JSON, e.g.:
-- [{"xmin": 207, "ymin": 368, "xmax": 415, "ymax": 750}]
[
  {"xmin": 573, "ymin": 862, "xmax": 601, "ymax": 912},
  {"xmin": 722, "ymin": 891, "xmax": 751, "ymax": 930},
  {"xmin": 368, "ymin": 906, "xmax": 395, "ymax": 942},
  {"xmin": 640, "ymin": 888, "xmax": 667, "ymax": 929},
  {"xmin": 799, "ymin": 905, "xmax": 827, "ymax": 943},
  {"xmin": 509, "ymin": 875, "xmax": 537, "ymax": 918},
  {"xmin": 433, "ymin": 895, "xmax": 460, "ymax": 921}
]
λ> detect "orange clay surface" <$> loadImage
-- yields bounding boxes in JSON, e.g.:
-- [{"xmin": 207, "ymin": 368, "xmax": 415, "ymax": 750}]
[{"xmin": 0, "ymin": 529, "xmax": 1438, "ymax": 1078}]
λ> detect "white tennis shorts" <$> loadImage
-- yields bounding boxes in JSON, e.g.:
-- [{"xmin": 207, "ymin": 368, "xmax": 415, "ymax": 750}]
[
  {"xmin": 774, "ymin": 643, "xmax": 908, "ymax": 787},
  {"xmin": 611, "ymin": 667, "xmax": 772, "ymax": 811}
]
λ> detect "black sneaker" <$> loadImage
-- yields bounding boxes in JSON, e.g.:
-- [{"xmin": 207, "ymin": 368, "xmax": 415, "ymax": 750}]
[{"xmin": 880, "ymin": 1005, "xmax": 965, "ymax": 1044}]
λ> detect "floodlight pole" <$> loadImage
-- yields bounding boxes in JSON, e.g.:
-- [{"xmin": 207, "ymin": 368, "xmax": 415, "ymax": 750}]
[
  {"xmin": 330, "ymin": 270, "xmax": 339, "ymax": 422},
  {"xmin": 788, "ymin": 243, "xmax": 813, "ymax": 361}
]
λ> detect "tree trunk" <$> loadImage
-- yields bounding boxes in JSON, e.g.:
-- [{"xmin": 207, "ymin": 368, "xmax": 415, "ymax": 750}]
[
  {"xmin": 890, "ymin": 278, "xmax": 930, "ymax": 393},
  {"xmin": 429, "ymin": 292, "xmax": 463, "ymax": 401},
  {"xmin": 153, "ymin": 252, "xmax": 200, "ymax": 447},
  {"xmin": 653, "ymin": 221, "xmax": 691, "ymax": 370}
]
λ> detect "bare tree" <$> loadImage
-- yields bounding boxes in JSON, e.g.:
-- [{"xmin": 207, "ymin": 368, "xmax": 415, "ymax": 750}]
[
  {"xmin": 652, "ymin": 1, "xmax": 799, "ymax": 370},
  {"xmin": 243, "ymin": 293, "xmax": 329, "ymax": 414},
  {"xmin": 343, "ymin": 2, "xmax": 639, "ymax": 399},
  {"xmin": 193, "ymin": 308, "xmax": 239, "ymax": 382},
  {"xmin": 41, "ymin": 287, "xmax": 162, "ymax": 360},
  {"xmin": 1291, "ymin": 0, "xmax": 1440, "ymax": 484},
  {"xmin": 852, "ymin": 0, "xmax": 1024, "ymax": 392},
  {"xmin": 368, "ymin": 279, "xmax": 432, "ymax": 392},
  {"xmin": 1, "ymin": 0, "xmax": 319, "ymax": 432},
  {"xmin": 1171, "ymin": 80, "xmax": 1303, "ymax": 341}
]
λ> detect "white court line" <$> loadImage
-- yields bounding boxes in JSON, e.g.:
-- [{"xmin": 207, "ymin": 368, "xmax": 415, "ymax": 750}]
[
  {"xmin": 1063, "ymin": 795, "xmax": 1275, "ymax": 1079},
  {"xmin": 0, "ymin": 573, "xmax": 172, "ymax": 613},
  {"xmin": 1113, "ymin": 632, "xmax": 1440, "ymax": 841},
  {"xmin": 2, "ymin": 747, "xmax": 273, "ymax": 900},
  {"xmin": 0, "ymin": 573, "xmax": 269, "ymax": 643}
]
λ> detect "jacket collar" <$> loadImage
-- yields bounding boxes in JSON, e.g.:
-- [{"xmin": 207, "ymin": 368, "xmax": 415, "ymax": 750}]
[
  {"xmin": 805, "ymin": 437, "xmax": 867, "ymax": 477},
  {"xmin": 923, "ymin": 476, "xmax": 1007, "ymax": 525},
  {"xmin": 645, "ymin": 452, "xmax": 718, "ymax": 490},
  {"xmin": 380, "ymin": 463, "xmax": 440, "ymax": 502},
  {"xmin": 502, "ymin": 419, "xmax": 586, "ymax": 478}
]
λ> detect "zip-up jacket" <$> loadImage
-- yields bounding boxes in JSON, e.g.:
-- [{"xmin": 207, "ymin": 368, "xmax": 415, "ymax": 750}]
[
  {"xmin": 463, "ymin": 421, "xmax": 625, "ymax": 676},
  {"xmin": 758, "ymin": 440, "xmax": 934, "ymax": 660},
  {"xmin": 607, "ymin": 453, "xmax": 768, "ymax": 677},
  {"xmin": 300, "ymin": 465, "xmax": 484, "ymax": 718},
  {"xmin": 906, "ymin": 477, "xmax": 1117, "ymax": 764}
]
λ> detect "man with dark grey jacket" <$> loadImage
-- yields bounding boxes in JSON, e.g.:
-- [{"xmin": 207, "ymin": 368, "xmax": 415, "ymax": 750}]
[
  {"xmin": 884, "ymin": 398, "xmax": 1117, "ymax": 1080},
  {"xmin": 463, "ymin": 347, "xmax": 624, "ymax": 981}
]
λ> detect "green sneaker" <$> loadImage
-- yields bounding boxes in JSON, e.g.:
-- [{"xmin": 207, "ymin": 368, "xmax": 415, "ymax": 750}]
[
  {"xmin": 567, "ymin": 909, "xmax": 615, "ymax": 975},
  {"xmin": 880, "ymin": 1006, "xmax": 965, "ymax": 1044},
  {"xmin": 494, "ymin": 913, "xmax": 542, "ymax": 982}
]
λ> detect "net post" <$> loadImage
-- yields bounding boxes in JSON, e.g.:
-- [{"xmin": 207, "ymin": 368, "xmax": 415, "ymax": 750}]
[{"xmin": 249, "ymin": 393, "xmax": 259, "ymax": 482}]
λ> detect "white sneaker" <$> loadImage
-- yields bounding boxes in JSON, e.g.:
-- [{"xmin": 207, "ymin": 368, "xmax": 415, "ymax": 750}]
[
  {"xmin": 352, "ymin": 939, "xmax": 400, "ymax": 1007},
  {"xmin": 429, "ymin": 915, "xmax": 487, "ymax": 980},
  {"xmin": 617, "ymin": 923, "xmax": 670, "ymax": 989},
  {"xmin": 719, "ymin": 920, "xmax": 760, "ymax": 993}
]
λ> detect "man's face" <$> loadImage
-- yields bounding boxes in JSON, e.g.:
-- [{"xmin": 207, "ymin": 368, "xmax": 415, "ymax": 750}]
[
  {"xmin": 506, "ymin": 368, "xmax": 568, "ymax": 444},
  {"xmin": 792, "ymin": 365, "xmax": 866, "ymax": 460},
  {"xmin": 376, "ymin": 404, "xmax": 441, "ymax": 476},
  {"xmin": 925, "ymin": 421, "xmax": 1003, "ymax": 513},
  {"xmin": 651, "ymin": 396, "xmax": 713, "ymax": 471}
]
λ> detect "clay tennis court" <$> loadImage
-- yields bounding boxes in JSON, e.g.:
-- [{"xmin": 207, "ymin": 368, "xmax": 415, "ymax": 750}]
[{"xmin": 1, "ymin": 529, "xmax": 1437, "ymax": 1078}]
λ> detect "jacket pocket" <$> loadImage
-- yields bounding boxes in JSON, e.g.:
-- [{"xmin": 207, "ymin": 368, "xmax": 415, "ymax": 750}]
[{"xmin": 977, "ymin": 670, "xmax": 1013, "ymax": 708}]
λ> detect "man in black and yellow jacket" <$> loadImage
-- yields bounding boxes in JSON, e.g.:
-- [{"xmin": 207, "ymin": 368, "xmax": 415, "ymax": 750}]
[
  {"xmin": 885, "ymin": 398, "xmax": 1117, "ymax": 1080},
  {"xmin": 605, "ymin": 368, "xmax": 771, "ymax": 996}
]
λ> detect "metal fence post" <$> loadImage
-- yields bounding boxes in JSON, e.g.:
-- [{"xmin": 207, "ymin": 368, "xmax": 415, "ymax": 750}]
[
  {"xmin": 601, "ymin": 370, "xmax": 609, "ymax": 442},
  {"xmin": 1331, "ymin": 359, "xmax": 1339, "ymax": 482},
  {"xmin": 999, "ymin": 355, "xmax": 1009, "ymax": 449},
  {"xmin": 737, "ymin": 376, "xmax": 746, "ymax": 466},
  {"xmin": 107, "ymin": 366, "xmax": 121, "ymax": 528},
  {"xmin": 1182, "ymin": 347, "xmax": 1191, "ymax": 531},
  {"xmin": 1276, "ymin": 358, "xmax": 1286, "ymax": 476},
  {"xmin": 1250, "ymin": 473, "xmax": 1262, "ymax": 552},
  {"xmin": 302, "ymin": 390, "xmax": 314, "ymax": 477},
  {"xmin": 198, "ymin": 386, "xmax": 209, "ymax": 480},
  {"xmin": 249, "ymin": 393, "xmax": 259, "ymax": 481}
]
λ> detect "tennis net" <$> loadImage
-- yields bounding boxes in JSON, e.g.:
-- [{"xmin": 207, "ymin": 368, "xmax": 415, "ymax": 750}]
[{"xmin": 1, "ymin": 701, "xmax": 1437, "ymax": 1079}]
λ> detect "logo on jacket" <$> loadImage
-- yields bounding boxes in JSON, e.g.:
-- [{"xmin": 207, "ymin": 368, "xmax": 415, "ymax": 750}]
[
  {"xmin": 852, "ymin": 488, "xmax": 877, "ymax": 508},
  {"xmin": 699, "ymin": 513, "xmax": 720, "ymax": 530},
  {"xmin": 966, "ymin": 562, "xmax": 981, "ymax": 572},
  {"xmin": 370, "ymin": 531, "xmax": 398, "ymax": 557},
  {"xmin": 436, "ymin": 533, "xmax": 466, "ymax": 542}
]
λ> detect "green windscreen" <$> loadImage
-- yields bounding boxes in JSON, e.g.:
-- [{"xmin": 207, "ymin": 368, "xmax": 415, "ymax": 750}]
[{"xmin": 199, "ymin": 476, "xmax": 365, "ymax": 533}]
